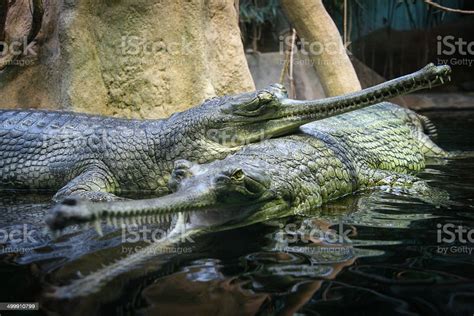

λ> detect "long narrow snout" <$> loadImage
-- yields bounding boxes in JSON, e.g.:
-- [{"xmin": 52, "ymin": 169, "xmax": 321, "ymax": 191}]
[
  {"xmin": 271, "ymin": 63, "xmax": 451, "ymax": 132},
  {"xmin": 46, "ymin": 188, "xmax": 217, "ymax": 231}
]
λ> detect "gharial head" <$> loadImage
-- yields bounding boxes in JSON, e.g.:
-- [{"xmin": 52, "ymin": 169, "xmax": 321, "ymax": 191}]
[
  {"xmin": 46, "ymin": 157, "xmax": 291, "ymax": 232},
  {"xmin": 167, "ymin": 158, "xmax": 278, "ymax": 212},
  {"xmin": 188, "ymin": 63, "xmax": 451, "ymax": 147}
]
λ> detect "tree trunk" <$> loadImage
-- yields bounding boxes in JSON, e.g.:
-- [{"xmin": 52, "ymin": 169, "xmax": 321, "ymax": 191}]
[
  {"xmin": 0, "ymin": 0, "xmax": 255, "ymax": 118},
  {"xmin": 0, "ymin": 0, "xmax": 8, "ymax": 41},
  {"xmin": 281, "ymin": 0, "xmax": 361, "ymax": 96}
]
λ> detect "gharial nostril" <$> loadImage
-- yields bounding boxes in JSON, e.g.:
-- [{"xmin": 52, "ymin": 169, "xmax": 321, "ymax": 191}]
[{"xmin": 62, "ymin": 198, "xmax": 78, "ymax": 206}]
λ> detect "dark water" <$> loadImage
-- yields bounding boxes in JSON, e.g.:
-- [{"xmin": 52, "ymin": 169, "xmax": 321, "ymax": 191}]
[{"xmin": 0, "ymin": 111, "xmax": 473, "ymax": 316}]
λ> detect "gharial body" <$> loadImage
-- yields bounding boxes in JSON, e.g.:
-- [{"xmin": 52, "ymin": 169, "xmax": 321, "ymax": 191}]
[
  {"xmin": 49, "ymin": 102, "xmax": 449, "ymax": 232},
  {"xmin": 47, "ymin": 102, "xmax": 451, "ymax": 299},
  {"xmin": 0, "ymin": 64, "xmax": 451, "ymax": 202}
]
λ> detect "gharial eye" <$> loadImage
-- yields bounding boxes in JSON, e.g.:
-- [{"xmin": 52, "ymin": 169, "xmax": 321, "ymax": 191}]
[
  {"xmin": 258, "ymin": 91, "xmax": 274, "ymax": 102},
  {"xmin": 230, "ymin": 169, "xmax": 245, "ymax": 181},
  {"xmin": 243, "ymin": 99, "xmax": 263, "ymax": 112},
  {"xmin": 243, "ymin": 91, "xmax": 274, "ymax": 112}
]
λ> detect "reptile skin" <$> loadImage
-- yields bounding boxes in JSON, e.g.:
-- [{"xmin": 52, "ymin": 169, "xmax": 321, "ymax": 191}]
[
  {"xmin": 0, "ymin": 64, "xmax": 451, "ymax": 202},
  {"xmin": 48, "ymin": 102, "xmax": 449, "ymax": 228},
  {"xmin": 47, "ymin": 102, "xmax": 451, "ymax": 298}
]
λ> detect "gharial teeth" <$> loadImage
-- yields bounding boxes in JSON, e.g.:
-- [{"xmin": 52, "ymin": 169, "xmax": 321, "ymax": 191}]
[
  {"xmin": 116, "ymin": 217, "xmax": 125, "ymax": 227},
  {"xmin": 94, "ymin": 220, "xmax": 103, "ymax": 236},
  {"xmin": 50, "ymin": 229, "xmax": 60, "ymax": 239}
]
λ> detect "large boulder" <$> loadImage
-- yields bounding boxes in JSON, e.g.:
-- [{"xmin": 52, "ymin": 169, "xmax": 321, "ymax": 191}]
[{"xmin": 0, "ymin": 0, "xmax": 255, "ymax": 118}]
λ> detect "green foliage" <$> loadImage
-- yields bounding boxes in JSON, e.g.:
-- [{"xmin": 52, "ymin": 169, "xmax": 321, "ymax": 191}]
[
  {"xmin": 239, "ymin": 0, "xmax": 348, "ymax": 27},
  {"xmin": 239, "ymin": 0, "xmax": 281, "ymax": 25},
  {"xmin": 323, "ymin": 0, "xmax": 346, "ymax": 13}
]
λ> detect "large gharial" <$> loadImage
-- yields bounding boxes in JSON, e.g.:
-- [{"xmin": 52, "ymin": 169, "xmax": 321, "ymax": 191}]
[
  {"xmin": 0, "ymin": 64, "xmax": 450, "ymax": 203},
  {"xmin": 46, "ymin": 101, "xmax": 453, "ymax": 298}
]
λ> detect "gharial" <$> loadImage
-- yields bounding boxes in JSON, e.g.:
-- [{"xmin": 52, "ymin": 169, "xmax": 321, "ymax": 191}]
[
  {"xmin": 0, "ymin": 64, "xmax": 450, "ymax": 202},
  {"xmin": 46, "ymin": 99, "xmax": 454, "ymax": 298},
  {"xmin": 48, "ymin": 101, "xmax": 452, "ymax": 230}
]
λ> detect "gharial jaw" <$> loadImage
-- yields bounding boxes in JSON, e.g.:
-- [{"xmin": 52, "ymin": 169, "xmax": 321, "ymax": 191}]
[
  {"xmin": 45, "ymin": 193, "xmax": 285, "ymax": 238},
  {"xmin": 45, "ymin": 158, "xmax": 286, "ymax": 233}
]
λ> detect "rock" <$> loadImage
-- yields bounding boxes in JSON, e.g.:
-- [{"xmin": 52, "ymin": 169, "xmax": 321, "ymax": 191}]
[{"xmin": 0, "ymin": 0, "xmax": 255, "ymax": 119}]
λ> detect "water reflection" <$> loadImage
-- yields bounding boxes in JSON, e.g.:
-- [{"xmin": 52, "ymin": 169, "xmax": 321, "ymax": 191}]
[{"xmin": 0, "ymin": 111, "xmax": 473, "ymax": 315}]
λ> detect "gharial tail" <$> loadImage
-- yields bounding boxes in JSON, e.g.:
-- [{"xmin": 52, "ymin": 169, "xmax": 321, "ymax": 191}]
[
  {"xmin": 416, "ymin": 115, "xmax": 474, "ymax": 159},
  {"xmin": 418, "ymin": 114, "xmax": 438, "ymax": 140},
  {"xmin": 410, "ymin": 113, "xmax": 473, "ymax": 160}
]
